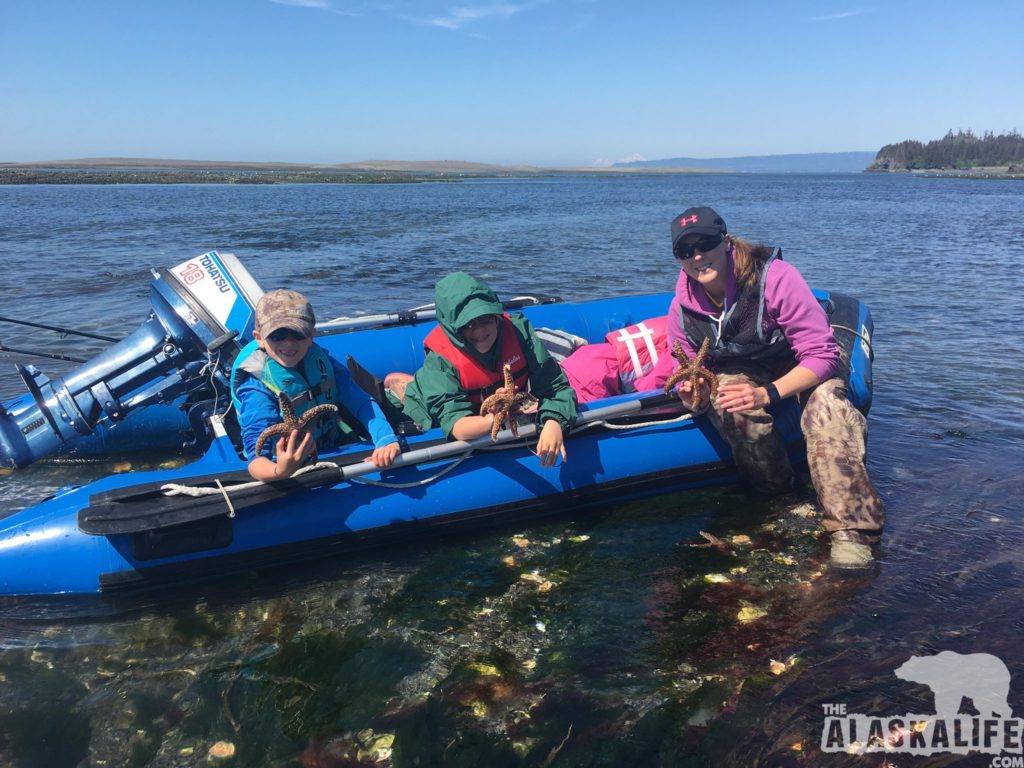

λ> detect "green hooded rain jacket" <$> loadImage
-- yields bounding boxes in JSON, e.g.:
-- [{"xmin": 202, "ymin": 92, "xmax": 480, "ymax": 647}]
[{"xmin": 401, "ymin": 271, "xmax": 578, "ymax": 438}]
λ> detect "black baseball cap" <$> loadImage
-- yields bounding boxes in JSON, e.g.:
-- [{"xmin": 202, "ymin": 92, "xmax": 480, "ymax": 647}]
[{"xmin": 670, "ymin": 206, "xmax": 728, "ymax": 253}]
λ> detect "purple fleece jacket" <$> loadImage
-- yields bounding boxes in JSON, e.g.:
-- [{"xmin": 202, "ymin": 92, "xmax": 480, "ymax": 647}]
[{"xmin": 635, "ymin": 250, "xmax": 838, "ymax": 391}]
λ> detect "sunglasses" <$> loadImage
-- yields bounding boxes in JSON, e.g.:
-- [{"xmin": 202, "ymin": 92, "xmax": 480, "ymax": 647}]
[
  {"xmin": 674, "ymin": 235, "xmax": 724, "ymax": 260},
  {"xmin": 266, "ymin": 328, "xmax": 309, "ymax": 342}
]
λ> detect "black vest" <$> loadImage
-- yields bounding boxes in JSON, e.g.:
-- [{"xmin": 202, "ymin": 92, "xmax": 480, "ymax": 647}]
[{"xmin": 679, "ymin": 248, "xmax": 793, "ymax": 365}]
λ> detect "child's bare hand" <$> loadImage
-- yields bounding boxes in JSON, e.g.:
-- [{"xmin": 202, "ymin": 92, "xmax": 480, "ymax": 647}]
[
  {"xmin": 366, "ymin": 441, "xmax": 400, "ymax": 468},
  {"xmin": 273, "ymin": 430, "xmax": 313, "ymax": 479},
  {"xmin": 482, "ymin": 388, "xmax": 509, "ymax": 415},
  {"xmin": 536, "ymin": 420, "xmax": 566, "ymax": 467}
]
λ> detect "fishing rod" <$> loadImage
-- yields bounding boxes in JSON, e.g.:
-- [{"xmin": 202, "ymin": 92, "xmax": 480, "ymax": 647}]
[
  {"xmin": 0, "ymin": 339, "xmax": 87, "ymax": 363},
  {"xmin": 0, "ymin": 315, "xmax": 119, "ymax": 343}
]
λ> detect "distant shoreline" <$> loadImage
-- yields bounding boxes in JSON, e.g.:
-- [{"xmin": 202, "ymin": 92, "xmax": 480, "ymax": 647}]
[
  {"xmin": 866, "ymin": 165, "xmax": 1024, "ymax": 180},
  {"xmin": 0, "ymin": 167, "xmax": 728, "ymax": 185},
  {"xmin": 0, "ymin": 168, "xmax": 455, "ymax": 185},
  {"xmin": 0, "ymin": 158, "xmax": 731, "ymax": 185},
  {"xmin": 3, "ymin": 158, "xmax": 1020, "ymax": 185}
]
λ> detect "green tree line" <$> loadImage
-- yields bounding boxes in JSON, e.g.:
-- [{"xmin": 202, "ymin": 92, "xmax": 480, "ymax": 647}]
[{"xmin": 871, "ymin": 130, "xmax": 1024, "ymax": 170}]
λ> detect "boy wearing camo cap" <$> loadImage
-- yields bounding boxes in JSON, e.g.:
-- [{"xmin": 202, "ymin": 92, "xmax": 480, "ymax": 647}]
[{"xmin": 230, "ymin": 288, "xmax": 400, "ymax": 481}]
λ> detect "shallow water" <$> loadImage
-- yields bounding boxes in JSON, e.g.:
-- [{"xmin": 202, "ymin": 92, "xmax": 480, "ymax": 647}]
[{"xmin": 1, "ymin": 174, "xmax": 1023, "ymax": 766}]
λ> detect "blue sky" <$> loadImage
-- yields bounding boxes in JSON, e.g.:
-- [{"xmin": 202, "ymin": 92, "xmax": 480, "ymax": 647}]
[{"xmin": 2, "ymin": 0, "xmax": 1022, "ymax": 166}]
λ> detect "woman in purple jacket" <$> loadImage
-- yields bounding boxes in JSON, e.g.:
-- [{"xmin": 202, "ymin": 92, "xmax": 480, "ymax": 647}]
[{"xmin": 637, "ymin": 206, "xmax": 884, "ymax": 568}]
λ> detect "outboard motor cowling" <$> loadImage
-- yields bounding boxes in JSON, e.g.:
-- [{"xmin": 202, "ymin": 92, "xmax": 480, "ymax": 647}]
[{"xmin": 0, "ymin": 251, "xmax": 263, "ymax": 469}]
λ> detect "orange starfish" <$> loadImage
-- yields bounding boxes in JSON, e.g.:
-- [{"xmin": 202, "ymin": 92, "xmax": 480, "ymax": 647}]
[
  {"xmin": 255, "ymin": 392, "xmax": 339, "ymax": 456},
  {"xmin": 663, "ymin": 338, "xmax": 719, "ymax": 410},
  {"xmin": 479, "ymin": 363, "xmax": 532, "ymax": 441}
]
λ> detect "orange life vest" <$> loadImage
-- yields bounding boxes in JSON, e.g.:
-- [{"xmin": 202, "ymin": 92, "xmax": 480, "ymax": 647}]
[
  {"xmin": 605, "ymin": 316, "xmax": 669, "ymax": 391},
  {"xmin": 423, "ymin": 314, "xmax": 530, "ymax": 406}
]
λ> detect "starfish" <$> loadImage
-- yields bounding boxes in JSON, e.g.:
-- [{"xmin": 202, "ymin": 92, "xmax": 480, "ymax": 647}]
[
  {"xmin": 254, "ymin": 391, "xmax": 339, "ymax": 456},
  {"xmin": 663, "ymin": 338, "xmax": 719, "ymax": 410},
  {"xmin": 479, "ymin": 363, "xmax": 533, "ymax": 441},
  {"xmin": 687, "ymin": 530, "xmax": 737, "ymax": 558}
]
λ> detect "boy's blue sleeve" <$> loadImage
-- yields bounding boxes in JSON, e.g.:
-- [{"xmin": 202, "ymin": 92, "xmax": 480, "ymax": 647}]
[
  {"xmin": 331, "ymin": 357, "xmax": 399, "ymax": 449},
  {"xmin": 236, "ymin": 376, "xmax": 281, "ymax": 459}
]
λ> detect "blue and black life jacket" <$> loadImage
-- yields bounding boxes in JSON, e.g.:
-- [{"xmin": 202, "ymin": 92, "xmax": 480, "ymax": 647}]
[
  {"xmin": 679, "ymin": 248, "xmax": 794, "ymax": 365},
  {"xmin": 230, "ymin": 340, "xmax": 348, "ymax": 458}
]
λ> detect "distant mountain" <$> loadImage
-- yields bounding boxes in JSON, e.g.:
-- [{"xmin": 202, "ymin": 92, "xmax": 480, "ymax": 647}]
[{"xmin": 615, "ymin": 151, "xmax": 877, "ymax": 174}]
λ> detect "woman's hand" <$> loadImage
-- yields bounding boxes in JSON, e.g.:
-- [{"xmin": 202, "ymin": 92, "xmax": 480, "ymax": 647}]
[
  {"xmin": 536, "ymin": 419, "xmax": 566, "ymax": 467},
  {"xmin": 367, "ymin": 441, "xmax": 401, "ymax": 468},
  {"xmin": 273, "ymin": 429, "xmax": 314, "ymax": 479},
  {"xmin": 674, "ymin": 377, "xmax": 713, "ymax": 412},
  {"xmin": 715, "ymin": 381, "xmax": 768, "ymax": 413}
]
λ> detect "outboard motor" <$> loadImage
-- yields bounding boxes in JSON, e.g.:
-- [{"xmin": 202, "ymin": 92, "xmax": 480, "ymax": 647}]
[{"xmin": 0, "ymin": 251, "xmax": 263, "ymax": 469}]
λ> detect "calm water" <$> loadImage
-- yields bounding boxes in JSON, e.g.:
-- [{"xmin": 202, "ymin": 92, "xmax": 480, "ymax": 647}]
[{"xmin": 1, "ymin": 174, "xmax": 1023, "ymax": 767}]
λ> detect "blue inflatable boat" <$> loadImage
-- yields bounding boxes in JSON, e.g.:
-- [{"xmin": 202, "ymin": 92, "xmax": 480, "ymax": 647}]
[{"xmin": 0, "ymin": 252, "xmax": 874, "ymax": 596}]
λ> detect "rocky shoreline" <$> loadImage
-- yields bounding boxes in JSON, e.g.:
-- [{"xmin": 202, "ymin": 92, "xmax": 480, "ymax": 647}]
[{"xmin": 865, "ymin": 164, "xmax": 1024, "ymax": 179}]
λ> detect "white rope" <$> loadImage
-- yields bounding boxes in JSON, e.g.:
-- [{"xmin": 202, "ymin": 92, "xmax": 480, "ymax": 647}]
[
  {"xmin": 161, "ymin": 479, "xmax": 258, "ymax": 498},
  {"xmin": 159, "ymin": 461, "xmax": 337, "ymax": 498},
  {"xmin": 214, "ymin": 478, "xmax": 236, "ymax": 518},
  {"xmin": 198, "ymin": 346, "xmax": 229, "ymax": 418},
  {"xmin": 573, "ymin": 411, "xmax": 693, "ymax": 432}
]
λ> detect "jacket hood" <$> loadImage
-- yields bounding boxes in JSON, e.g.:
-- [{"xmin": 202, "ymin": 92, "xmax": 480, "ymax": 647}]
[{"xmin": 434, "ymin": 271, "xmax": 504, "ymax": 350}]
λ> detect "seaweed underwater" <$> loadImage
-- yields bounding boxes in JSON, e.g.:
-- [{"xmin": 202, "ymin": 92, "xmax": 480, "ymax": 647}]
[{"xmin": 0, "ymin": 484, "xmax": 871, "ymax": 767}]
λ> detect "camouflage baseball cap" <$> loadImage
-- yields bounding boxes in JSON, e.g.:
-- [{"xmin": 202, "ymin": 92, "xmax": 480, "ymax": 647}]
[{"xmin": 255, "ymin": 289, "xmax": 316, "ymax": 338}]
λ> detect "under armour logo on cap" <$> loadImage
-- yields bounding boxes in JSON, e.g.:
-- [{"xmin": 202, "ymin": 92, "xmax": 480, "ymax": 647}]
[{"xmin": 670, "ymin": 206, "xmax": 728, "ymax": 254}]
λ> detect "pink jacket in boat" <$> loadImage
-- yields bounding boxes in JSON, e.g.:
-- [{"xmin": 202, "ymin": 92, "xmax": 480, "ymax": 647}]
[{"xmin": 561, "ymin": 316, "xmax": 670, "ymax": 403}]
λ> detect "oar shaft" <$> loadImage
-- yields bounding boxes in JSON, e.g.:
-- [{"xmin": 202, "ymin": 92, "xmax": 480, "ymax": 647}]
[
  {"xmin": 318, "ymin": 309, "xmax": 436, "ymax": 331},
  {"xmin": 337, "ymin": 392, "xmax": 680, "ymax": 482},
  {"xmin": 317, "ymin": 295, "xmax": 561, "ymax": 332},
  {"xmin": 575, "ymin": 392, "xmax": 677, "ymax": 421},
  {"xmin": 338, "ymin": 423, "xmax": 540, "ymax": 481}
]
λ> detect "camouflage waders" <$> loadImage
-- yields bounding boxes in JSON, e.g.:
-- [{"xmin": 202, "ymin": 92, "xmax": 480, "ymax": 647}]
[{"xmin": 704, "ymin": 364, "xmax": 885, "ymax": 545}]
